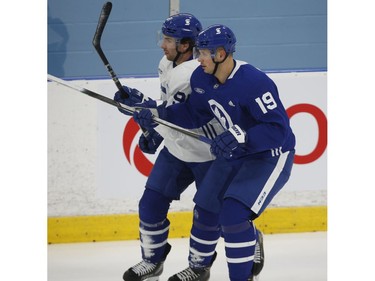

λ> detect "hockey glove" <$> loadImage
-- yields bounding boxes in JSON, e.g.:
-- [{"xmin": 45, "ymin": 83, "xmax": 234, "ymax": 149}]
[
  {"xmin": 133, "ymin": 109, "xmax": 157, "ymax": 129},
  {"xmin": 138, "ymin": 129, "xmax": 163, "ymax": 154},
  {"xmin": 114, "ymin": 86, "xmax": 156, "ymax": 116},
  {"xmin": 114, "ymin": 90, "xmax": 132, "ymax": 116},
  {"xmin": 210, "ymin": 125, "xmax": 247, "ymax": 159}
]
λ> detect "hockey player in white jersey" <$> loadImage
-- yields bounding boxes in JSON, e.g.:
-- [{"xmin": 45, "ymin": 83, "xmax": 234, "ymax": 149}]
[{"xmin": 114, "ymin": 14, "xmax": 233, "ymax": 281}]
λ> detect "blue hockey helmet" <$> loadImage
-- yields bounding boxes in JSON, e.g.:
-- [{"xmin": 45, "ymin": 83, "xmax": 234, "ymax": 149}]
[
  {"xmin": 196, "ymin": 24, "xmax": 236, "ymax": 55},
  {"xmin": 161, "ymin": 13, "xmax": 202, "ymax": 41}
]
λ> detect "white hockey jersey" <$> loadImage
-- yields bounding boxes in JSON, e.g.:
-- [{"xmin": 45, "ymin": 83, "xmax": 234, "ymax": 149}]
[{"xmin": 154, "ymin": 56, "xmax": 224, "ymax": 162}]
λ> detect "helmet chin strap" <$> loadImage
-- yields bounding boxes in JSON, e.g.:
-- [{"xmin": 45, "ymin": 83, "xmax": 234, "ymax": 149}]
[
  {"xmin": 173, "ymin": 52, "xmax": 181, "ymax": 67},
  {"xmin": 173, "ymin": 42, "xmax": 192, "ymax": 67},
  {"xmin": 211, "ymin": 52, "xmax": 229, "ymax": 76}
]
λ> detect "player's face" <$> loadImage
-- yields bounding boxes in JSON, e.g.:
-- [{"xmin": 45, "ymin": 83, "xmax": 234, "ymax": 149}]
[
  {"xmin": 197, "ymin": 49, "xmax": 216, "ymax": 74},
  {"xmin": 160, "ymin": 35, "xmax": 178, "ymax": 61}
]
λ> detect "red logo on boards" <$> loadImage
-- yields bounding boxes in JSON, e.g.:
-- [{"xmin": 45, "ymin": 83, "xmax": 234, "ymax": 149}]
[
  {"xmin": 122, "ymin": 118, "xmax": 153, "ymax": 177},
  {"xmin": 286, "ymin": 103, "xmax": 327, "ymax": 165}
]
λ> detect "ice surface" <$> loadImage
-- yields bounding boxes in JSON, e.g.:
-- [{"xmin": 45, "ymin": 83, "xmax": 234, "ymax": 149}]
[{"xmin": 48, "ymin": 232, "xmax": 327, "ymax": 281}]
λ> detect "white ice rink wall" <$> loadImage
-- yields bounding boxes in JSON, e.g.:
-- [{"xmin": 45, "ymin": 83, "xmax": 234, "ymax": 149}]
[{"xmin": 48, "ymin": 71, "xmax": 327, "ymax": 243}]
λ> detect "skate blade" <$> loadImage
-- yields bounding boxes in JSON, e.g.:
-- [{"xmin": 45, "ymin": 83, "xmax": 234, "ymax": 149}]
[{"xmin": 144, "ymin": 277, "xmax": 159, "ymax": 281}]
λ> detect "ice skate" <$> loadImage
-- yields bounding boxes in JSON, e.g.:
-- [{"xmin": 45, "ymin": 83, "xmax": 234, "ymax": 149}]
[
  {"xmin": 168, "ymin": 252, "xmax": 216, "ymax": 281},
  {"xmin": 252, "ymin": 229, "xmax": 264, "ymax": 277},
  {"xmin": 123, "ymin": 243, "xmax": 171, "ymax": 281}
]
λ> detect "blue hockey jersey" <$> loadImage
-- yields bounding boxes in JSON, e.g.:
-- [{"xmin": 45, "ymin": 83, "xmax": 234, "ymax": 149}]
[{"xmin": 158, "ymin": 60, "xmax": 296, "ymax": 158}]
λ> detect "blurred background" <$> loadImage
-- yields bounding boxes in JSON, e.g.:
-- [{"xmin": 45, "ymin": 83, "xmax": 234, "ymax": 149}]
[{"xmin": 47, "ymin": 0, "xmax": 327, "ymax": 79}]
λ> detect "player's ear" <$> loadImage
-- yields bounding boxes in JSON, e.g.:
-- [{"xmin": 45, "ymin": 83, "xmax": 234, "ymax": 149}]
[
  {"xmin": 182, "ymin": 42, "xmax": 190, "ymax": 52},
  {"xmin": 216, "ymin": 47, "xmax": 226, "ymax": 60},
  {"xmin": 177, "ymin": 38, "xmax": 190, "ymax": 53}
]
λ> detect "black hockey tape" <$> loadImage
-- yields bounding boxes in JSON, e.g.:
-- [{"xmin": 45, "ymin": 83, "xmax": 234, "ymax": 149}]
[{"xmin": 93, "ymin": 2, "xmax": 112, "ymax": 47}]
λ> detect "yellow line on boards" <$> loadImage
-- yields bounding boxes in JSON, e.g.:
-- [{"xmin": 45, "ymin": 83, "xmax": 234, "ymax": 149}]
[{"xmin": 48, "ymin": 206, "xmax": 327, "ymax": 244}]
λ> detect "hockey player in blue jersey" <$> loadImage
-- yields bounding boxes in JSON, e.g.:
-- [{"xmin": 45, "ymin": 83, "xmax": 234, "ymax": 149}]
[
  {"xmin": 133, "ymin": 24, "xmax": 295, "ymax": 281},
  {"xmin": 114, "ymin": 14, "xmax": 231, "ymax": 281}
]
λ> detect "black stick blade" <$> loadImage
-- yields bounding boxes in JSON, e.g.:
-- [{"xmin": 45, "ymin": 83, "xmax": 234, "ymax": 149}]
[
  {"xmin": 101, "ymin": 1, "xmax": 112, "ymax": 16},
  {"xmin": 93, "ymin": 2, "xmax": 113, "ymax": 47}
]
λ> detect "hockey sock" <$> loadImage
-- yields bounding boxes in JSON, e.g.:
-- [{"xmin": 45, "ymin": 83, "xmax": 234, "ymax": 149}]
[
  {"xmin": 188, "ymin": 205, "xmax": 221, "ymax": 268},
  {"xmin": 139, "ymin": 218, "xmax": 170, "ymax": 263},
  {"xmin": 138, "ymin": 189, "xmax": 172, "ymax": 263},
  {"xmin": 220, "ymin": 198, "xmax": 256, "ymax": 281}
]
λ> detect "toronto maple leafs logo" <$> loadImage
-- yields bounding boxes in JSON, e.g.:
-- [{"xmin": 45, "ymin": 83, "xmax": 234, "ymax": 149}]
[{"xmin": 208, "ymin": 99, "xmax": 233, "ymax": 129}]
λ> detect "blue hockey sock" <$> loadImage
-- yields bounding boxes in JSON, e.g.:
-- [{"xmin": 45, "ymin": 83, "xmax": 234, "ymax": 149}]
[
  {"xmin": 220, "ymin": 198, "xmax": 257, "ymax": 281},
  {"xmin": 189, "ymin": 205, "xmax": 221, "ymax": 268},
  {"xmin": 139, "ymin": 218, "xmax": 170, "ymax": 263},
  {"xmin": 138, "ymin": 189, "xmax": 172, "ymax": 263}
]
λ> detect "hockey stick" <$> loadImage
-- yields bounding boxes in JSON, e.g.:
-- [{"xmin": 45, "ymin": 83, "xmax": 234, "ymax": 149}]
[
  {"xmin": 92, "ymin": 2, "xmax": 150, "ymax": 136},
  {"xmin": 92, "ymin": 2, "xmax": 127, "ymax": 98},
  {"xmin": 47, "ymin": 74, "xmax": 212, "ymax": 144}
]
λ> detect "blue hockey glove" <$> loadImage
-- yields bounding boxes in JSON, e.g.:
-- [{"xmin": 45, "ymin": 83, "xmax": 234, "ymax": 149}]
[
  {"xmin": 211, "ymin": 125, "xmax": 247, "ymax": 159},
  {"xmin": 114, "ymin": 89, "xmax": 132, "ymax": 116},
  {"xmin": 114, "ymin": 86, "xmax": 156, "ymax": 116},
  {"xmin": 138, "ymin": 129, "xmax": 163, "ymax": 154},
  {"xmin": 133, "ymin": 109, "xmax": 157, "ymax": 129},
  {"xmin": 124, "ymin": 86, "xmax": 157, "ymax": 107}
]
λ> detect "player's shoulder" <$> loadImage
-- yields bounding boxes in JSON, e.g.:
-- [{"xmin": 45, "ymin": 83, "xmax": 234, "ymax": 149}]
[
  {"xmin": 231, "ymin": 60, "xmax": 270, "ymax": 81},
  {"xmin": 233, "ymin": 60, "xmax": 262, "ymax": 74},
  {"xmin": 174, "ymin": 59, "xmax": 200, "ymax": 75},
  {"xmin": 168, "ymin": 59, "xmax": 200, "ymax": 85}
]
